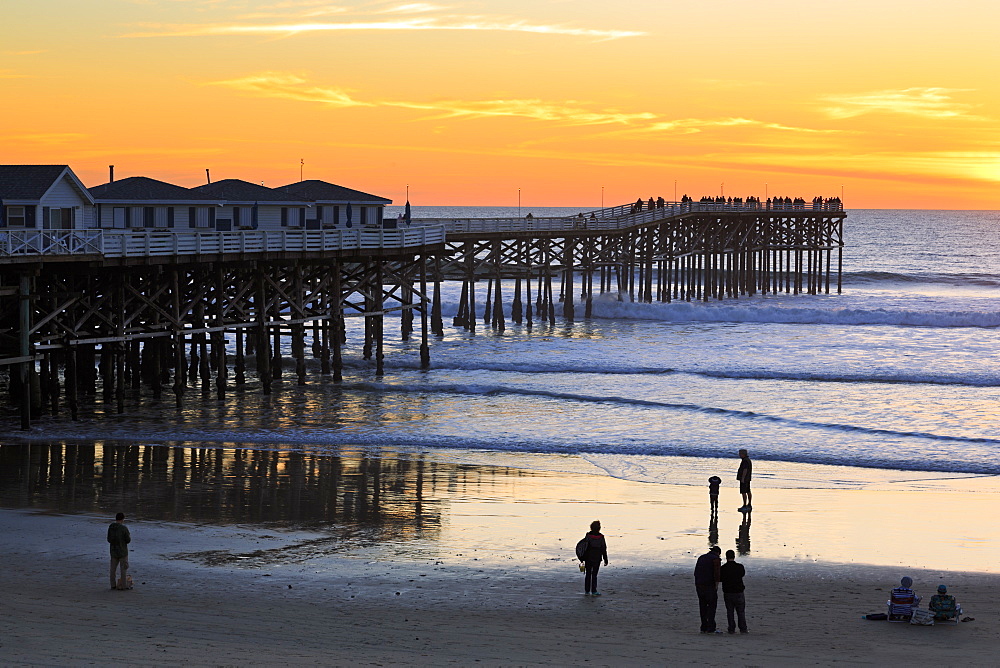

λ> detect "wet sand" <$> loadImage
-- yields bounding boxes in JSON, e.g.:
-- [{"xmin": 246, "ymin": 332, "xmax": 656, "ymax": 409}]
[{"xmin": 1, "ymin": 445, "xmax": 999, "ymax": 666}]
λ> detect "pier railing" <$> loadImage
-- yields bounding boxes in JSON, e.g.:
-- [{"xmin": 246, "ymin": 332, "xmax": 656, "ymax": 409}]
[
  {"xmin": 0, "ymin": 226, "xmax": 447, "ymax": 259},
  {"xmin": 0, "ymin": 199, "xmax": 843, "ymax": 258},
  {"xmin": 422, "ymin": 199, "xmax": 845, "ymax": 235}
]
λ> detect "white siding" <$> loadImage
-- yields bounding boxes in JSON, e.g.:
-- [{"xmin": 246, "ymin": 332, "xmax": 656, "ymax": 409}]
[{"xmin": 40, "ymin": 175, "xmax": 91, "ymax": 229}]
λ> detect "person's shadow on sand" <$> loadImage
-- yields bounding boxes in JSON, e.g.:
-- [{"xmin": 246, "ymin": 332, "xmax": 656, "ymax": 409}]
[
  {"xmin": 737, "ymin": 509, "xmax": 751, "ymax": 555},
  {"xmin": 708, "ymin": 509, "xmax": 719, "ymax": 548}
]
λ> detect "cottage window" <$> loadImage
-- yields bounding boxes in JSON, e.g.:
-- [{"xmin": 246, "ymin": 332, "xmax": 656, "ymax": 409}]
[
  {"xmin": 154, "ymin": 208, "xmax": 169, "ymax": 228},
  {"xmin": 113, "ymin": 207, "xmax": 127, "ymax": 228},
  {"xmin": 6, "ymin": 206, "xmax": 26, "ymax": 227},
  {"xmin": 49, "ymin": 207, "xmax": 74, "ymax": 230}
]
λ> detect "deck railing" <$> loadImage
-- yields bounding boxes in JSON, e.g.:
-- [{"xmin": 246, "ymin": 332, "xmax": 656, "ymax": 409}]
[
  {"xmin": 0, "ymin": 199, "xmax": 844, "ymax": 258},
  {"xmin": 0, "ymin": 226, "xmax": 447, "ymax": 258},
  {"xmin": 421, "ymin": 199, "xmax": 845, "ymax": 235}
]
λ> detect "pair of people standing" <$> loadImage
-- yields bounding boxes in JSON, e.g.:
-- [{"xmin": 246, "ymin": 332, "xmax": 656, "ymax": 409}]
[{"xmin": 694, "ymin": 547, "xmax": 749, "ymax": 634}]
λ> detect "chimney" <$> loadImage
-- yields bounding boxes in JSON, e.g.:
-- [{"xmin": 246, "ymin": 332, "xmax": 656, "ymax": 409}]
[
  {"xmin": 109, "ymin": 165, "xmax": 114, "ymax": 183},
  {"xmin": 205, "ymin": 168, "xmax": 211, "ymax": 184}
]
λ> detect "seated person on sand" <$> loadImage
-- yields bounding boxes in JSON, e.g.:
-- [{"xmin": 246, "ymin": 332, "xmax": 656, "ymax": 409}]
[
  {"xmin": 887, "ymin": 576, "xmax": 921, "ymax": 619},
  {"xmin": 928, "ymin": 584, "xmax": 961, "ymax": 621}
]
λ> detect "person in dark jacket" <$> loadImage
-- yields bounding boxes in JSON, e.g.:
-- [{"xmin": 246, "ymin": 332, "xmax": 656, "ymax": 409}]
[
  {"xmin": 107, "ymin": 512, "xmax": 131, "ymax": 590},
  {"xmin": 580, "ymin": 520, "xmax": 609, "ymax": 596},
  {"xmin": 720, "ymin": 549, "xmax": 748, "ymax": 633},
  {"xmin": 694, "ymin": 545, "xmax": 722, "ymax": 633}
]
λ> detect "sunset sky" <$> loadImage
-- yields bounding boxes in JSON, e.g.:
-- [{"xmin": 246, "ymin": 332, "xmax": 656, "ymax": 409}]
[{"xmin": 3, "ymin": 0, "xmax": 999, "ymax": 208}]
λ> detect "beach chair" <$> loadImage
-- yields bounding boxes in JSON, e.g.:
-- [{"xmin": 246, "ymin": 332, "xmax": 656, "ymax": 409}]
[
  {"xmin": 929, "ymin": 595, "xmax": 962, "ymax": 625},
  {"xmin": 886, "ymin": 587, "xmax": 921, "ymax": 622}
]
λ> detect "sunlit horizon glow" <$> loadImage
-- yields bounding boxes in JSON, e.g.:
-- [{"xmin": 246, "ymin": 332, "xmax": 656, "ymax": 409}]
[{"xmin": 3, "ymin": 0, "xmax": 1000, "ymax": 208}]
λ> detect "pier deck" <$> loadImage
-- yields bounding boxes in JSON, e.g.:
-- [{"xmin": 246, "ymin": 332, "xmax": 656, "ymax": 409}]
[{"xmin": 0, "ymin": 200, "xmax": 844, "ymax": 428}]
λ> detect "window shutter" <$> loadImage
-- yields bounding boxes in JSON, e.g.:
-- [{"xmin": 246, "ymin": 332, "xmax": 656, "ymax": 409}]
[
  {"xmin": 299, "ymin": 208, "xmax": 305, "ymax": 227},
  {"xmin": 281, "ymin": 207, "xmax": 288, "ymax": 226},
  {"xmin": 0, "ymin": 205, "xmax": 6, "ymax": 228},
  {"xmin": 189, "ymin": 207, "xmax": 196, "ymax": 228},
  {"xmin": 167, "ymin": 207, "xmax": 175, "ymax": 228},
  {"xmin": 144, "ymin": 207, "xmax": 155, "ymax": 228},
  {"xmin": 233, "ymin": 207, "xmax": 240, "ymax": 226},
  {"xmin": 26, "ymin": 205, "xmax": 35, "ymax": 227},
  {"xmin": 209, "ymin": 207, "xmax": 216, "ymax": 228},
  {"xmin": 42, "ymin": 206, "xmax": 50, "ymax": 229}
]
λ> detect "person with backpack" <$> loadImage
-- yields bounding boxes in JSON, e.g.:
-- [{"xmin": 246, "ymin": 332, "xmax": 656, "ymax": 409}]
[{"xmin": 576, "ymin": 520, "xmax": 609, "ymax": 596}]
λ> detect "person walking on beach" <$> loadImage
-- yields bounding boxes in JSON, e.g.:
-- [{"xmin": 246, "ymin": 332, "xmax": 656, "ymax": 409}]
[
  {"xmin": 107, "ymin": 512, "xmax": 131, "ymax": 590},
  {"xmin": 694, "ymin": 545, "xmax": 722, "ymax": 633},
  {"xmin": 736, "ymin": 449, "xmax": 752, "ymax": 510},
  {"xmin": 580, "ymin": 520, "xmax": 608, "ymax": 596},
  {"xmin": 720, "ymin": 549, "xmax": 748, "ymax": 634}
]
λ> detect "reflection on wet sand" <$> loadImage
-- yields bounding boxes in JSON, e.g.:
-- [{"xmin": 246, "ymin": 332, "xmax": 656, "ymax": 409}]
[
  {"xmin": 737, "ymin": 509, "xmax": 751, "ymax": 555},
  {"xmin": 0, "ymin": 442, "xmax": 531, "ymax": 548},
  {"xmin": 708, "ymin": 507, "xmax": 719, "ymax": 548}
]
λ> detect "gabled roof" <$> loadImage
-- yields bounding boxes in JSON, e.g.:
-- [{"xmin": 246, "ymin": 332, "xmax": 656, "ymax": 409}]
[
  {"xmin": 0, "ymin": 165, "xmax": 75, "ymax": 200},
  {"xmin": 191, "ymin": 179, "xmax": 304, "ymax": 202},
  {"xmin": 89, "ymin": 176, "xmax": 218, "ymax": 201},
  {"xmin": 278, "ymin": 180, "xmax": 391, "ymax": 204}
]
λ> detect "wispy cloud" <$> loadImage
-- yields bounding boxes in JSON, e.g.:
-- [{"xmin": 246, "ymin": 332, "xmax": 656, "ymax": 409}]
[
  {"xmin": 210, "ymin": 72, "xmax": 838, "ymax": 135},
  {"xmin": 0, "ymin": 70, "xmax": 30, "ymax": 79},
  {"xmin": 822, "ymin": 88, "xmax": 978, "ymax": 119},
  {"xmin": 2, "ymin": 49, "xmax": 47, "ymax": 56},
  {"xmin": 391, "ymin": 99, "xmax": 655, "ymax": 125},
  {"xmin": 644, "ymin": 117, "xmax": 836, "ymax": 134},
  {"xmin": 238, "ymin": 4, "xmax": 349, "ymax": 20},
  {"xmin": 125, "ymin": 17, "xmax": 645, "ymax": 40},
  {"xmin": 211, "ymin": 72, "xmax": 371, "ymax": 107},
  {"xmin": 377, "ymin": 3, "xmax": 450, "ymax": 14},
  {"xmin": 210, "ymin": 72, "xmax": 654, "ymax": 125}
]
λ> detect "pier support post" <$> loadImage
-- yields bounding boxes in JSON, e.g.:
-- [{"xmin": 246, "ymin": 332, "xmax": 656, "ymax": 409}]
[
  {"xmin": 213, "ymin": 266, "xmax": 228, "ymax": 399},
  {"xmin": 18, "ymin": 273, "xmax": 32, "ymax": 430},
  {"xmin": 375, "ymin": 264, "xmax": 385, "ymax": 376},
  {"xmin": 420, "ymin": 253, "xmax": 430, "ymax": 369},
  {"xmin": 431, "ymin": 257, "xmax": 444, "ymax": 337},
  {"xmin": 331, "ymin": 265, "xmax": 343, "ymax": 383},
  {"xmin": 255, "ymin": 271, "xmax": 272, "ymax": 394}
]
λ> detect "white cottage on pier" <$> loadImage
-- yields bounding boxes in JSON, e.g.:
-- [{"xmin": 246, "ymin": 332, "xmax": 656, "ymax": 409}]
[{"xmin": 0, "ymin": 165, "xmax": 95, "ymax": 230}]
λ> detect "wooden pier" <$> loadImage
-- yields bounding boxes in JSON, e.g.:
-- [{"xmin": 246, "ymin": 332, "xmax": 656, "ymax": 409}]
[{"xmin": 0, "ymin": 200, "xmax": 844, "ymax": 428}]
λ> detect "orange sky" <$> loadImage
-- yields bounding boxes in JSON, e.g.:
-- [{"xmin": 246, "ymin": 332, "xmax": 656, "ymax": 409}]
[{"xmin": 2, "ymin": 0, "xmax": 999, "ymax": 208}]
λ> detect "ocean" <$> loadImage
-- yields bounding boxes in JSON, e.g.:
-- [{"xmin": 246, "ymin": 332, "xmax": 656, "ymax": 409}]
[{"xmin": 9, "ymin": 207, "xmax": 1000, "ymax": 488}]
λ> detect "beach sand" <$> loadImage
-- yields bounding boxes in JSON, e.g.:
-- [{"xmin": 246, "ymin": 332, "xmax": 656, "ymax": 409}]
[{"xmin": 1, "ymin": 449, "xmax": 998, "ymax": 667}]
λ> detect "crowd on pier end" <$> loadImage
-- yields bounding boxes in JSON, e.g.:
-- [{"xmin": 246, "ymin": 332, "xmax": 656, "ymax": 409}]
[{"xmin": 631, "ymin": 195, "xmax": 843, "ymax": 213}]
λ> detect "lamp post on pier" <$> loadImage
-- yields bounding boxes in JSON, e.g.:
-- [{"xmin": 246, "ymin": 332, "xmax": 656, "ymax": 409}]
[
  {"xmin": 601, "ymin": 186, "xmax": 604, "ymax": 209},
  {"xmin": 518, "ymin": 188, "xmax": 521, "ymax": 218}
]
